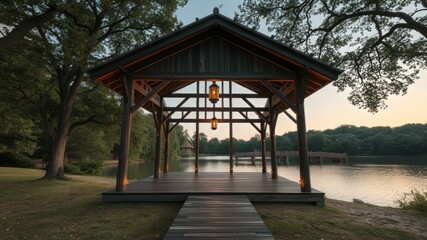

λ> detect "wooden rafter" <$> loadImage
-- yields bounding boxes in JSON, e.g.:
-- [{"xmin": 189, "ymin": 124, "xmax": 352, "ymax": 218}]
[
  {"xmin": 272, "ymin": 82, "xmax": 295, "ymax": 107},
  {"xmin": 133, "ymin": 81, "xmax": 161, "ymax": 107}
]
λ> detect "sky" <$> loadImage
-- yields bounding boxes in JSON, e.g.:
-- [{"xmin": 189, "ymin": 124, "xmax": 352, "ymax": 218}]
[{"xmin": 173, "ymin": 0, "xmax": 427, "ymax": 140}]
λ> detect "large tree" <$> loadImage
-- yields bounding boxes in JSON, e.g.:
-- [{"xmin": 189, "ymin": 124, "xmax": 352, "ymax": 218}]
[
  {"xmin": 237, "ymin": 0, "xmax": 427, "ymax": 112},
  {"xmin": 0, "ymin": 0, "xmax": 187, "ymax": 178}
]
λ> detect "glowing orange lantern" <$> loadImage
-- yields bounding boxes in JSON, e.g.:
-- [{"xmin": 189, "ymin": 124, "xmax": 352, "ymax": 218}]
[
  {"xmin": 209, "ymin": 81, "xmax": 219, "ymax": 104},
  {"xmin": 211, "ymin": 116, "xmax": 218, "ymax": 130}
]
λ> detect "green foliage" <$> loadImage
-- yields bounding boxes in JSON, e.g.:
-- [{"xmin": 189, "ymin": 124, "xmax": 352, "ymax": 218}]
[
  {"xmin": 0, "ymin": 0, "xmax": 187, "ymax": 177},
  {"xmin": 130, "ymin": 111, "xmax": 155, "ymax": 160},
  {"xmin": 307, "ymin": 131, "xmax": 325, "ymax": 151},
  {"xmin": 170, "ymin": 125, "xmax": 185, "ymax": 158},
  {"xmin": 0, "ymin": 102, "xmax": 38, "ymax": 167},
  {"xmin": 396, "ymin": 189, "xmax": 427, "ymax": 213},
  {"xmin": 237, "ymin": 0, "xmax": 427, "ymax": 112},
  {"xmin": 198, "ymin": 124, "xmax": 427, "ymax": 156},
  {"xmin": 64, "ymin": 160, "xmax": 104, "ymax": 175},
  {"xmin": 67, "ymin": 124, "xmax": 117, "ymax": 162}
]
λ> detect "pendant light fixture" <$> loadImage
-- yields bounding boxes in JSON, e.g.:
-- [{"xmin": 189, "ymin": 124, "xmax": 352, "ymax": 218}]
[
  {"xmin": 211, "ymin": 115, "xmax": 218, "ymax": 130},
  {"xmin": 208, "ymin": 80, "xmax": 219, "ymax": 104},
  {"xmin": 211, "ymin": 103, "xmax": 218, "ymax": 130}
]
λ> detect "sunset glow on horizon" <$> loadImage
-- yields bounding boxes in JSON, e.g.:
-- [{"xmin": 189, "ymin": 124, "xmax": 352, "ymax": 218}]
[{"xmin": 175, "ymin": 0, "xmax": 427, "ymax": 140}]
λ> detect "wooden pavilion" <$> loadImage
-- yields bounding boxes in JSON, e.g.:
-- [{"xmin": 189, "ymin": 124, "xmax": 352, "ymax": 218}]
[
  {"xmin": 180, "ymin": 140, "xmax": 194, "ymax": 156},
  {"xmin": 87, "ymin": 8, "xmax": 343, "ymax": 204}
]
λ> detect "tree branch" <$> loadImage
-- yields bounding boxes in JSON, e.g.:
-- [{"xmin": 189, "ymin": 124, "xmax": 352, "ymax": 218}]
[
  {"xmin": 69, "ymin": 115, "xmax": 117, "ymax": 134},
  {"xmin": 314, "ymin": 9, "xmax": 427, "ymax": 39},
  {"xmin": 0, "ymin": 5, "xmax": 57, "ymax": 49}
]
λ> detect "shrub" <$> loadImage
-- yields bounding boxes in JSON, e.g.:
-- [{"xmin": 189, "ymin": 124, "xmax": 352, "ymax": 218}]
[
  {"xmin": 64, "ymin": 162, "xmax": 84, "ymax": 175},
  {"xmin": 396, "ymin": 189, "xmax": 427, "ymax": 213},
  {"xmin": 0, "ymin": 153, "xmax": 35, "ymax": 168},
  {"xmin": 64, "ymin": 160, "xmax": 103, "ymax": 175}
]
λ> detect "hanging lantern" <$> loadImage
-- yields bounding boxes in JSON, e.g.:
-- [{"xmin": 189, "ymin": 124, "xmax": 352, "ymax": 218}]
[
  {"xmin": 208, "ymin": 80, "xmax": 220, "ymax": 104},
  {"xmin": 211, "ymin": 116, "xmax": 218, "ymax": 130}
]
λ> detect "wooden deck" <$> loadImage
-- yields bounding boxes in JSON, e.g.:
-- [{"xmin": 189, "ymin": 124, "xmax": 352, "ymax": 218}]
[
  {"xmin": 103, "ymin": 172, "xmax": 325, "ymax": 206},
  {"xmin": 164, "ymin": 195, "xmax": 273, "ymax": 239}
]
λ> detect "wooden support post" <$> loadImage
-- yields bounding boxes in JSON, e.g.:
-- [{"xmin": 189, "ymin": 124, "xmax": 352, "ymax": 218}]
[
  {"xmin": 269, "ymin": 99, "xmax": 278, "ymax": 179},
  {"xmin": 116, "ymin": 76, "xmax": 133, "ymax": 192},
  {"xmin": 221, "ymin": 80, "xmax": 224, "ymax": 119},
  {"xmin": 261, "ymin": 122, "xmax": 267, "ymax": 173},
  {"xmin": 296, "ymin": 75, "xmax": 312, "ymax": 192},
  {"xmin": 229, "ymin": 81, "xmax": 233, "ymax": 174},
  {"xmin": 163, "ymin": 122, "xmax": 170, "ymax": 173},
  {"xmin": 204, "ymin": 80, "xmax": 207, "ymax": 119},
  {"xmin": 154, "ymin": 98, "xmax": 163, "ymax": 178},
  {"xmin": 195, "ymin": 81, "xmax": 200, "ymax": 174}
]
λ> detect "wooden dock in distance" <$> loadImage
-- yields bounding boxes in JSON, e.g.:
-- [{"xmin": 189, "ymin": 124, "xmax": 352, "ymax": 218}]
[
  {"xmin": 102, "ymin": 172, "xmax": 325, "ymax": 206},
  {"xmin": 164, "ymin": 195, "xmax": 273, "ymax": 239},
  {"xmin": 234, "ymin": 151, "xmax": 348, "ymax": 165}
]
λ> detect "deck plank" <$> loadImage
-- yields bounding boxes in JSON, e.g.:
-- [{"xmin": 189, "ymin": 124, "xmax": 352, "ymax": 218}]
[
  {"xmin": 164, "ymin": 195, "xmax": 274, "ymax": 240},
  {"xmin": 102, "ymin": 172, "xmax": 325, "ymax": 206}
]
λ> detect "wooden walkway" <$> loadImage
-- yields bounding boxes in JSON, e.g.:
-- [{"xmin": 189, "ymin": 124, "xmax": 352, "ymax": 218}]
[
  {"xmin": 234, "ymin": 151, "xmax": 347, "ymax": 165},
  {"xmin": 103, "ymin": 172, "xmax": 325, "ymax": 206},
  {"xmin": 164, "ymin": 195, "xmax": 273, "ymax": 240}
]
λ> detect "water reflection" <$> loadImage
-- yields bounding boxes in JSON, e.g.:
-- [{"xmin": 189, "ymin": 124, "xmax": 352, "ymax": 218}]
[{"xmin": 103, "ymin": 155, "xmax": 427, "ymax": 207}]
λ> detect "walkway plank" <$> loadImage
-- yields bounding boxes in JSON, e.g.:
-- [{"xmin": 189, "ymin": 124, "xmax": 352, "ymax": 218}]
[{"xmin": 164, "ymin": 195, "xmax": 273, "ymax": 240}]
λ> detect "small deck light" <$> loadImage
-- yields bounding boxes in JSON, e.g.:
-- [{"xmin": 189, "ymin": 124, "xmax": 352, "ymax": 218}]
[{"xmin": 208, "ymin": 80, "xmax": 219, "ymax": 104}]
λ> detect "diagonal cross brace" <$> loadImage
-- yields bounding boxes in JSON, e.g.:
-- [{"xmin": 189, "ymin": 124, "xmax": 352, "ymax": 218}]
[
  {"xmin": 168, "ymin": 111, "xmax": 191, "ymax": 133},
  {"xmin": 161, "ymin": 97, "xmax": 190, "ymax": 125},
  {"xmin": 238, "ymin": 111, "xmax": 261, "ymax": 134},
  {"xmin": 261, "ymin": 79, "xmax": 296, "ymax": 112},
  {"xmin": 130, "ymin": 80, "xmax": 170, "ymax": 113},
  {"xmin": 241, "ymin": 97, "xmax": 269, "ymax": 123},
  {"xmin": 283, "ymin": 110, "xmax": 297, "ymax": 124}
]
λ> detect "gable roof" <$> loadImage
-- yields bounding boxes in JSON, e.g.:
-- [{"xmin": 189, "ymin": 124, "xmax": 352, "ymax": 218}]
[
  {"xmin": 180, "ymin": 141, "xmax": 194, "ymax": 149},
  {"xmin": 88, "ymin": 9, "xmax": 342, "ymax": 79},
  {"xmin": 87, "ymin": 8, "xmax": 343, "ymax": 113}
]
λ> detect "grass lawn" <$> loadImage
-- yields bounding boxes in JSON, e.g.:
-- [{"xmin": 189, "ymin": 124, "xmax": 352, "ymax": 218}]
[
  {"xmin": 1, "ymin": 167, "xmax": 426, "ymax": 240},
  {"xmin": 254, "ymin": 199, "xmax": 427, "ymax": 240},
  {"xmin": 0, "ymin": 167, "xmax": 181, "ymax": 240}
]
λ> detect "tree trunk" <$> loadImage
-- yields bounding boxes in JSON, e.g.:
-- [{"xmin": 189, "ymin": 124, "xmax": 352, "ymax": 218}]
[
  {"xmin": 44, "ymin": 68, "xmax": 82, "ymax": 179},
  {"xmin": 44, "ymin": 102, "xmax": 72, "ymax": 179}
]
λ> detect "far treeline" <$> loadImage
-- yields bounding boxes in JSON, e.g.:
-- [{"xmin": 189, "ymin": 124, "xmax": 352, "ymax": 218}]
[{"xmin": 194, "ymin": 124, "xmax": 427, "ymax": 156}]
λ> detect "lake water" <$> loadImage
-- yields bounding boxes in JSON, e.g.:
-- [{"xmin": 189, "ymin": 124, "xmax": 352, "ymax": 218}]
[{"xmin": 103, "ymin": 155, "xmax": 427, "ymax": 207}]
